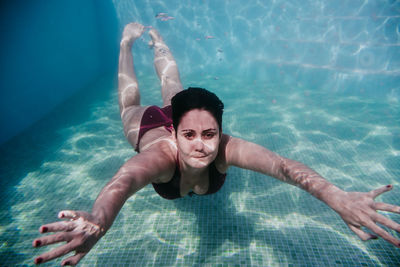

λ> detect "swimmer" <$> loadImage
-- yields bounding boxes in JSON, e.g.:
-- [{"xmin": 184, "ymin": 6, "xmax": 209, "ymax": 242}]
[{"xmin": 32, "ymin": 22, "xmax": 400, "ymax": 266}]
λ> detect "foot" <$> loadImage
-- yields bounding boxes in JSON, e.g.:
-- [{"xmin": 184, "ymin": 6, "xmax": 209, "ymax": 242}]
[
  {"xmin": 148, "ymin": 28, "xmax": 165, "ymax": 48},
  {"xmin": 121, "ymin": 23, "xmax": 145, "ymax": 46}
]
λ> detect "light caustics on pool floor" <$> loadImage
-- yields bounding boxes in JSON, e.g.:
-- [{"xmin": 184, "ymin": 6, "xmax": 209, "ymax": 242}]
[{"xmin": 0, "ymin": 75, "xmax": 399, "ymax": 266}]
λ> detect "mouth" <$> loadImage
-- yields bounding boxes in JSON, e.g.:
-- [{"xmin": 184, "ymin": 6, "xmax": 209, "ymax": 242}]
[{"xmin": 192, "ymin": 154, "xmax": 208, "ymax": 159}]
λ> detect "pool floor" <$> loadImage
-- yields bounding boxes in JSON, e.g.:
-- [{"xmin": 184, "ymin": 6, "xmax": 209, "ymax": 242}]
[{"xmin": 0, "ymin": 73, "xmax": 399, "ymax": 266}]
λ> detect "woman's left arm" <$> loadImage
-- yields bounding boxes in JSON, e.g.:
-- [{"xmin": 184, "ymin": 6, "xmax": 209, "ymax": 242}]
[{"xmin": 223, "ymin": 135, "xmax": 400, "ymax": 248}]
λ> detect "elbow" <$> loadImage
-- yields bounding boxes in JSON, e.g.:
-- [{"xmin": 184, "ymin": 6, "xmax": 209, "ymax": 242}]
[{"xmin": 278, "ymin": 158, "xmax": 302, "ymax": 187}]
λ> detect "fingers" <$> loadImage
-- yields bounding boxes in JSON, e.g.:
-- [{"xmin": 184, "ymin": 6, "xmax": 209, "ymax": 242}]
[
  {"xmin": 33, "ymin": 219, "xmax": 77, "ymax": 248},
  {"xmin": 33, "ymin": 232, "xmax": 72, "ymax": 248},
  {"xmin": 369, "ymin": 185, "xmax": 393, "ymax": 199},
  {"xmin": 374, "ymin": 202, "xmax": 400, "ymax": 214},
  {"xmin": 363, "ymin": 220, "xmax": 400, "ymax": 248},
  {"xmin": 40, "ymin": 210, "xmax": 86, "ymax": 234},
  {"xmin": 61, "ymin": 252, "xmax": 87, "ymax": 266},
  {"xmin": 372, "ymin": 212, "xmax": 400, "ymax": 234},
  {"xmin": 34, "ymin": 239, "xmax": 81, "ymax": 265},
  {"xmin": 38, "ymin": 221, "xmax": 75, "ymax": 234},
  {"xmin": 347, "ymin": 224, "xmax": 378, "ymax": 241},
  {"xmin": 58, "ymin": 210, "xmax": 79, "ymax": 220}
]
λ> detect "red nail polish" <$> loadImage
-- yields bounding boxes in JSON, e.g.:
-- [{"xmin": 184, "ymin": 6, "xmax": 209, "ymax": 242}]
[
  {"xmin": 387, "ymin": 185, "xmax": 392, "ymax": 188},
  {"xmin": 41, "ymin": 226, "xmax": 48, "ymax": 233},
  {"xmin": 35, "ymin": 240, "xmax": 41, "ymax": 247},
  {"xmin": 35, "ymin": 257, "xmax": 43, "ymax": 264}
]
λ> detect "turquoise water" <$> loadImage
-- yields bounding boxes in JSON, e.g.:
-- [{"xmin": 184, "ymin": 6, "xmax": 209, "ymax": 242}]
[
  {"xmin": 0, "ymin": 73, "xmax": 399, "ymax": 266},
  {"xmin": 1, "ymin": 0, "xmax": 400, "ymax": 266}
]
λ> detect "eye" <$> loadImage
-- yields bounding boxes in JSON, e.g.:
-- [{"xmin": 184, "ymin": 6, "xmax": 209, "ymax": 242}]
[
  {"xmin": 183, "ymin": 131, "xmax": 195, "ymax": 139},
  {"xmin": 203, "ymin": 132, "xmax": 216, "ymax": 139}
]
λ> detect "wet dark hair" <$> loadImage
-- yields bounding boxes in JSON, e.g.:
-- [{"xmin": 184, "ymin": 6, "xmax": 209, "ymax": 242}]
[{"xmin": 171, "ymin": 87, "xmax": 224, "ymax": 133}]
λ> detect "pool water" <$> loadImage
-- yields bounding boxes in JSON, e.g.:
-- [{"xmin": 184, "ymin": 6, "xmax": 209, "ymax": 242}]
[
  {"xmin": 0, "ymin": 71, "xmax": 399, "ymax": 266},
  {"xmin": 1, "ymin": 0, "xmax": 400, "ymax": 266}
]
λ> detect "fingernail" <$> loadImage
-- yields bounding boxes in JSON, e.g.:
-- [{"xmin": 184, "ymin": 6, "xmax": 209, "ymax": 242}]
[
  {"xmin": 41, "ymin": 226, "xmax": 48, "ymax": 233},
  {"xmin": 387, "ymin": 185, "xmax": 392, "ymax": 188},
  {"xmin": 35, "ymin": 257, "xmax": 43, "ymax": 264},
  {"xmin": 34, "ymin": 240, "xmax": 41, "ymax": 247}
]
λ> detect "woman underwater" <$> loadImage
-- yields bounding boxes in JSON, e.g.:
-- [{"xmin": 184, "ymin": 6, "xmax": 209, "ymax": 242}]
[{"xmin": 33, "ymin": 23, "xmax": 400, "ymax": 265}]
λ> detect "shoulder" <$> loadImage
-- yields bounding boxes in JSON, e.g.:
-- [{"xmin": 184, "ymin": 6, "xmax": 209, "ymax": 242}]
[
  {"xmin": 214, "ymin": 134, "xmax": 233, "ymax": 173},
  {"xmin": 216, "ymin": 134, "xmax": 282, "ymax": 169},
  {"xmin": 217, "ymin": 134, "xmax": 249, "ymax": 158}
]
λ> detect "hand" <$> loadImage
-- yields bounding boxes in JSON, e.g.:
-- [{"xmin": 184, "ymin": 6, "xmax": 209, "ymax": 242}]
[
  {"xmin": 332, "ymin": 185, "xmax": 400, "ymax": 247},
  {"xmin": 32, "ymin": 210, "xmax": 105, "ymax": 265}
]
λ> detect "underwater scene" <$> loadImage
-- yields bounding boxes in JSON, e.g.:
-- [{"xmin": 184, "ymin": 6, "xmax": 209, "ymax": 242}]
[{"xmin": 1, "ymin": 0, "xmax": 399, "ymax": 266}]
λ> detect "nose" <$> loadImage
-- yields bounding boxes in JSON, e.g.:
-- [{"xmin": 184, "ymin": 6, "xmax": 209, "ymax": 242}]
[{"xmin": 193, "ymin": 138, "xmax": 205, "ymax": 151}]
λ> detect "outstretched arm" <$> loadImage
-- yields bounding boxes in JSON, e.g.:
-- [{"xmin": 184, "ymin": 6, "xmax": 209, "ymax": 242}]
[
  {"xmin": 224, "ymin": 136, "xmax": 400, "ymax": 248},
  {"xmin": 33, "ymin": 149, "xmax": 174, "ymax": 265}
]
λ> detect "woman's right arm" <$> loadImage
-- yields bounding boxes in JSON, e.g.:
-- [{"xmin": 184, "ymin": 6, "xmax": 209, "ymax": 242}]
[
  {"xmin": 32, "ymin": 149, "xmax": 174, "ymax": 265},
  {"xmin": 91, "ymin": 153, "xmax": 162, "ymax": 232}
]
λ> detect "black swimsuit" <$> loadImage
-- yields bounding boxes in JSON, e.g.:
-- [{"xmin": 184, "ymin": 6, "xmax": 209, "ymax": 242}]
[
  {"xmin": 136, "ymin": 105, "xmax": 226, "ymax": 199},
  {"xmin": 152, "ymin": 160, "xmax": 226, "ymax": 199}
]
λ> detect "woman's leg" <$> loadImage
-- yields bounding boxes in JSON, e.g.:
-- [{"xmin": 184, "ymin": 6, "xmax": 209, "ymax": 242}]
[
  {"xmin": 118, "ymin": 23, "xmax": 148, "ymax": 147},
  {"xmin": 149, "ymin": 29, "xmax": 183, "ymax": 106}
]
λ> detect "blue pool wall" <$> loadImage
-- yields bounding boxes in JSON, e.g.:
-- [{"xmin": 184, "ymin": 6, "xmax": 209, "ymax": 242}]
[{"xmin": 0, "ymin": 0, "xmax": 119, "ymax": 145}]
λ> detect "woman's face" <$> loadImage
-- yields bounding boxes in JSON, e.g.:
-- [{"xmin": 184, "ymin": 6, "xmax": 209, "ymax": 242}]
[{"xmin": 175, "ymin": 109, "xmax": 221, "ymax": 169}]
